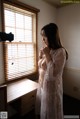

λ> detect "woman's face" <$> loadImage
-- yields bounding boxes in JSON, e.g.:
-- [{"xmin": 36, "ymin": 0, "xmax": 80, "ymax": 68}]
[{"xmin": 41, "ymin": 30, "xmax": 49, "ymax": 47}]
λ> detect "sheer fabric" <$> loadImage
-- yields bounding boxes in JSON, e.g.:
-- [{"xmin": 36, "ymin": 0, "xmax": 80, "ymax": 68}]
[{"xmin": 35, "ymin": 48, "xmax": 66, "ymax": 119}]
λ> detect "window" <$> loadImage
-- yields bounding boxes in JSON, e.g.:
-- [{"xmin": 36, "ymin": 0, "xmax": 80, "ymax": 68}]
[{"xmin": 2, "ymin": 1, "xmax": 39, "ymax": 81}]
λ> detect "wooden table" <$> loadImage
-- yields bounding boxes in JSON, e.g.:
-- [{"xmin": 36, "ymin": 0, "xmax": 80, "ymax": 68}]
[
  {"xmin": 7, "ymin": 79, "xmax": 38, "ymax": 103},
  {"xmin": 7, "ymin": 79, "xmax": 38, "ymax": 116}
]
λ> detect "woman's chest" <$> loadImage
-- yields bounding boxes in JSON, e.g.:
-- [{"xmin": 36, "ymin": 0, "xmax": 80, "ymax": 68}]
[{"xmin": 38, "ymin": 56, "xmax": 47, "ymax": 70}]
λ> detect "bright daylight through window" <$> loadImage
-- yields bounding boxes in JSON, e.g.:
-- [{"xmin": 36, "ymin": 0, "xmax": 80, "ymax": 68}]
[{"xmin": 3, "ymin": 3, "xmax": 37, "ymax": 80}]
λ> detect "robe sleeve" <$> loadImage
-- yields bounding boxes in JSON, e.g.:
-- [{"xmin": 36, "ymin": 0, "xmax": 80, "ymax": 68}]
[{"xmin": 44, "ymin": 48, "xmax": 66, "ymax": 80}]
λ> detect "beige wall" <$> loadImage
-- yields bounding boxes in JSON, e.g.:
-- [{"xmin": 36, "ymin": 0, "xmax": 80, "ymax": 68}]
[{"xmin": 57, "ymin": 4, "xmax": 80, "ymax": 100}]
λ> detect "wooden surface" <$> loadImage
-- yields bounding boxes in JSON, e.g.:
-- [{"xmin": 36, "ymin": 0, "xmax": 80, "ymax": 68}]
[
  {"xmin": 7, "ymin": 79, "xmax": 38, "ymax": 103},
  {"xmin": 21, "ymin": 90, "xmax": 36, "ymax": 115},
  {"xmin": 0, "ymin": 85, "xmax": 7, "ymax": 111}
]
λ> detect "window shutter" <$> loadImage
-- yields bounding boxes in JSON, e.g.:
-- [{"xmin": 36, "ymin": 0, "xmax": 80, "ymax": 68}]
[{"xmin": 3, "ymin": 3, "xmax": 37, "ymax": 80}]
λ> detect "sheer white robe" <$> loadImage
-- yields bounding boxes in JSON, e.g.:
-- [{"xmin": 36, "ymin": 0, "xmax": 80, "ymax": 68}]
[{"xmin": 35, "ymin": 48, "xmax": 66, "ymax": 119}]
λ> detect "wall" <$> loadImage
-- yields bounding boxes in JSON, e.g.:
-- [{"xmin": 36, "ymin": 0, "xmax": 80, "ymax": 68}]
[
  {"xmin": 57, "ymin": 4, "xmax": 80, "ymax": 100},
  {"xmin": 0, "ymin": 1, "xmax": 5, "ymax": 84},
  {"xmin": 0, "ymin": 0, "xmax": 57, "ymax": 84}
]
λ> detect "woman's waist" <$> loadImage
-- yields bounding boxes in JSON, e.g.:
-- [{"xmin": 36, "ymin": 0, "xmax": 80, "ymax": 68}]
[
  {"xmin": 39, "ymin": 68, "xmax": 46, "ymax": 72},
  {"xmin": 39, "ymin": 68, "xmax": 46, "ymax": 76}
]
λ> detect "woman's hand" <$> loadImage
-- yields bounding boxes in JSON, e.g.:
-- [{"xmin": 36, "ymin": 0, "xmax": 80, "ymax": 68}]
[
  {"xmin": 42, "ymin": 46, "xmax": 50, "ymax": 56},
  {"xmin": 39, "ymin": 48, "xmax": 44, "ymax": 59}
]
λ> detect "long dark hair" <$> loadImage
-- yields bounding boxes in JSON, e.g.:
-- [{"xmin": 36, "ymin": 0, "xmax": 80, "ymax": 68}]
[{"xmin": 41, "ymin": 23, "xmax": 68, "ymax": 59}]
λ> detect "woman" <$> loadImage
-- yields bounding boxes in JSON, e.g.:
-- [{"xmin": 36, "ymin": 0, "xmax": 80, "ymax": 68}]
[{"xmin": 35, "ymin": 23, "xmax": 68, "ymax": 119}]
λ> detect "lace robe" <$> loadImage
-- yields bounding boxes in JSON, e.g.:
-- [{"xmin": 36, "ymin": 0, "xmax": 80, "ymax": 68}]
[{"xmin": 35, "ymin": 48, "xmax": 66, "ymax": 119}]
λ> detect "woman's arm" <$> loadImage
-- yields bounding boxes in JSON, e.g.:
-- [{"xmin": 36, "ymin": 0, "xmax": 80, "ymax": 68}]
[
  {"xmin": 44, "ymin": 48, "xmax": 66, "ymax": 80},
  {"xmin": 42, "ymin": 46, "xmax": 52, "ymax": 63},
  {"xmin": 39, "ymin": 48, "xmax": 44, "ymax": 60}
]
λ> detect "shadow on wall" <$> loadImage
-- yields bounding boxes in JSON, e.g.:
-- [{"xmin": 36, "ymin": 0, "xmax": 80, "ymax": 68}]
[{"xmin": 63, "ymin": 67, "xmax": 80, "ymax": 100}]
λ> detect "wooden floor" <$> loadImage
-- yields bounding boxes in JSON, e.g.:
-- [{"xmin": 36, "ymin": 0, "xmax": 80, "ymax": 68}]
[
  {"xmin": 63, "ymin": 94, "xmax": 80, "ymax": 115},
  {"xmin": 10, "ymin": 94, "xmax": 80, "ymax": 119}
]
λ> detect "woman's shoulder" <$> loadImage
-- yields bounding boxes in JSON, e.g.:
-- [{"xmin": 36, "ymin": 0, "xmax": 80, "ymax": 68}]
[
  {"xmin": 56, "ymin": 48, "xmax": 67, "ymax": 58},
  {"xmin": 58, "ymin": 47, "xmax": 66, "ymax": 53},
  {"xmin": 50, "ymin": 47, "xmax": 65, "ymax": 55},
  {"xmin": 51, "ymin": 48, "xmax": 67, "ymax": 60}
]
